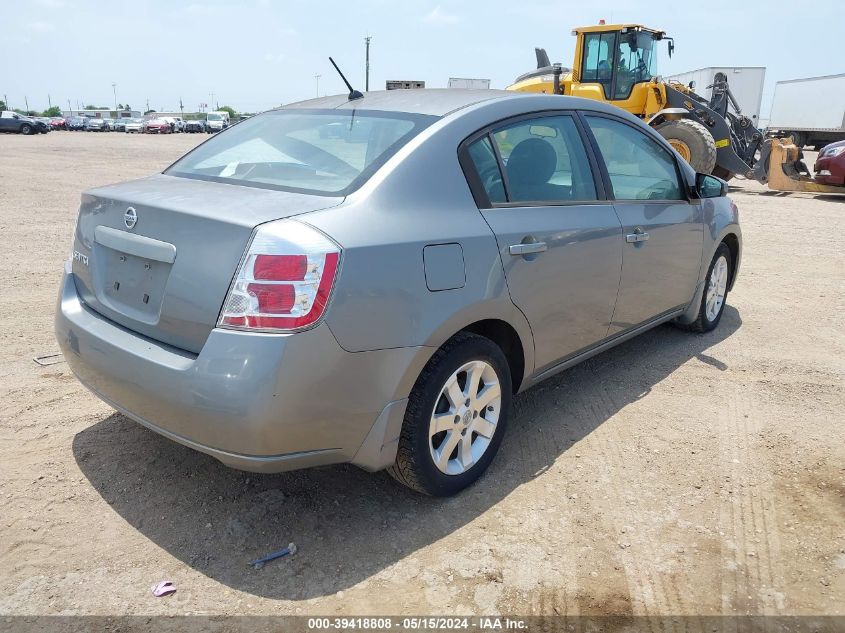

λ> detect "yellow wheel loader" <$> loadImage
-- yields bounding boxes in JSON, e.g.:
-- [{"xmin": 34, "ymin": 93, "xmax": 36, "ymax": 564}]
[{"xmin": 507, "ymin": 22, "xmax": 845, "ymax": 194}]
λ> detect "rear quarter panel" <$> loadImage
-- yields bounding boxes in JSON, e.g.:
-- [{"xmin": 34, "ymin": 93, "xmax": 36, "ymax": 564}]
[{"xmin": 301, "ymin": 102, "xmax": 541, "ymax": 384}]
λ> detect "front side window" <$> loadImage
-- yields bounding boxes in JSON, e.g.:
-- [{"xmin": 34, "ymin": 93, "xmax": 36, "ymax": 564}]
[
  {"xmin": 585, "ymin": 116, "xmax": 684, "ymax": 201},
  {"xmin": 167, "ymin": 109, "xmax": 435, "ymax": 195},
  {"xmin": 614, "ymin": 31, "xmax": 658, "ymax": 99}
]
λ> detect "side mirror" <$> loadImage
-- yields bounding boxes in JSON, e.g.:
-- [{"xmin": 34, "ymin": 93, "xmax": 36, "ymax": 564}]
[
  {"xmin": 688, "ymin": 80, "xmax": 696, "ymax": 90},
  {"xmin": 696, "ymin": 173, "xmax": 727, "ymax": 198}
]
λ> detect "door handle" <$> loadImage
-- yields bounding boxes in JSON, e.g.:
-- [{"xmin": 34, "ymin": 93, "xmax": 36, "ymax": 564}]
[
  {"xmin": 509, "ymin": 241, "xmax": 548, "ymax": 256},
  {"xmin": 626, "ymin": 232, "xmax": 650, "ymax": 243}
]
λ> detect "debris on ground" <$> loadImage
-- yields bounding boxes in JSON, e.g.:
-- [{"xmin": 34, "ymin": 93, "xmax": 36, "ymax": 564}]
[
  {"xmin": 250, "ymin": 542, "xmax": 297, "ymax": 569},
  {"xmin": 151, "ymin": 581, "xmax": 176, "ymax": 597}
]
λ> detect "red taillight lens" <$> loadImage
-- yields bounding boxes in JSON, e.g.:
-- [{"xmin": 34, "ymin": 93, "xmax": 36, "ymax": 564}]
[
  {"xmin": 218, "ymin": 220, "xmax": 341, "ymax": 332},
  {"xmin": 253, "ymin": 254, "xmax": 307, "ymax": 281},
  {"xmin": 247, "ymin": 283, "xmax": 296, "ymax": 313}
]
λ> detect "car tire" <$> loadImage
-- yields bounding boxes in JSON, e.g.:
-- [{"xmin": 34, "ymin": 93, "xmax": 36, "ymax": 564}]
[
  {"xmin": 388, "ymin": 332, "xmax": 512, "ymax": 496},
  {"xmin": 656, "ymin": 119, "xmax": 717, "ymax": 174},
  {"xmin": 678, "ymin": 242, "xmax": 732, "ymax": 333},
  {"xmin": 20, "ymin": 124, "xmax": 33, "ymax": 135}
]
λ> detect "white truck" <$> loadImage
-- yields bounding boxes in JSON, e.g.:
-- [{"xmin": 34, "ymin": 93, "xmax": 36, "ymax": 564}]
[
  {"xmin": 665, "ymin": 66, "xmax": 766, "ymax": 124},
  {"xmin": 766, "ymin": 73, "xmax": 845, "ymax": 149},
  {"xmin": 206, "ymin": 111, "xmax": 230, "ymax": 133}
]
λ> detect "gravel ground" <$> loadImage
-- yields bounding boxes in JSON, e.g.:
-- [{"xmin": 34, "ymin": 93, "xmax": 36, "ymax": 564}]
[{"xmin": 0, "ymin": 132, "xmax": 842, "ymax": 620}]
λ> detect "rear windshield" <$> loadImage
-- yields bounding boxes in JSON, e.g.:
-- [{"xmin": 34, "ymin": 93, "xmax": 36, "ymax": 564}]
[{"xmin": 167, "ymin": 109, "xmax": 436, "ymax": 195}]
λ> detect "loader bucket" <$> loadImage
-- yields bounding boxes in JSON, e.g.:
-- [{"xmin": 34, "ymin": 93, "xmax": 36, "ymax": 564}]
[{"xmin": 767, "ymin": 138, "xmax": 845, "ymax": 195}]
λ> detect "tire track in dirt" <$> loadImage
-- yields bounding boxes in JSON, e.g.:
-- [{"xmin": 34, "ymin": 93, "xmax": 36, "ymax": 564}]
[{"xmin": 717, "ymin": 382, "xmax": 785, "ymax": 614}]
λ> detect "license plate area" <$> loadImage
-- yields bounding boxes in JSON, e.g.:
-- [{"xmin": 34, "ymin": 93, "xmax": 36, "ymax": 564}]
[{"xmin": 93, "ymin": 243, "xmax": 171, "ymax": 323}]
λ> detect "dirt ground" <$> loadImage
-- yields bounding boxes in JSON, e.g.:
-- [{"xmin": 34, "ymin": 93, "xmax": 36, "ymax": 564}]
[{"xmin": 0, "ymin": 132, "xmax": 842, "ymax": 621}]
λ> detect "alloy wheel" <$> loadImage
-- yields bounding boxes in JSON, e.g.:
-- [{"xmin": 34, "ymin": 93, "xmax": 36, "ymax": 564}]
[{"xmin": 428, "ymin": 360, "xmax": 502, "ymax": 475}]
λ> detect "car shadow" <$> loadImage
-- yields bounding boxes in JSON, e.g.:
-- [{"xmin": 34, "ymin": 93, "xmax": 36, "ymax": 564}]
[{"xmin": 73, "ymin": 307, "xmax": 741, "ymax": 600}]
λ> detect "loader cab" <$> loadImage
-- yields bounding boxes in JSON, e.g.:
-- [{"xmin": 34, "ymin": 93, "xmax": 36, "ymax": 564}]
[{"xmin": 572, "ymin": 24, "xmax": 668, "ymax": 116}]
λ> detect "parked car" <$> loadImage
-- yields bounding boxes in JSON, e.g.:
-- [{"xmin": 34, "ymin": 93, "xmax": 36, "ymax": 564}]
[
  {"xmin": 86, "ymin": 118, "xmax": 108, "ymax": 132},
  {"xmin": 67, "ymin": 116, "xmax": 86, "ymax": 131},
  {"xmin": 206, "ymin": 111, "xmax": 229, "ymax": 133},
  {"xmin": 50, "ymin": 117, "xmax": 67, "ymax": 130},
  {"xmin": 124, "ymin": 118, "xmax": 144, "ymax": 134},
  {"xmin": 34, "ymin": 117, "xmax": 53, "ymax": 132},
  {"xmin": 112, "ymin": 118, "xmax": 128, "ymax": 132},
  {"xmin": 813, "ymin": 140, "xmax": 845, "ymax": 186},
  {"xmin": 0, "ymin": 111, "xmax": 46, "ymax": 134},
  {"xmin": 143, "ymin": 118, "xmax": 172, "ymax": 134},
  {"xmin": 184, "ymin": 119, "xmax": 206, "ymax": 133},
  {"xmin": 56, "ymin": 90, "xmax": 742, "ymax": 496},
  {"xmin": 104, "ymin": 119, "xmax": 118, "ymax": 131}
]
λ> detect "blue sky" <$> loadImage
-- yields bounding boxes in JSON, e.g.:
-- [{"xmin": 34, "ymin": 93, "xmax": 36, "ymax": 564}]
[{"xmin": 1, "ymin": 0, "xmax": 838, "ymax": 116}]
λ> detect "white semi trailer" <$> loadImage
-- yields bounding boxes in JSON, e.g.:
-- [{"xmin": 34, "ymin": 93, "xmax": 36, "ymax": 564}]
[
  {"xmin": 665, "ymin": 66, "xmax": 766, "ymax": 124},
  {"xmin": 447, "ymin": 78, "xmax": 491, "ymax": 90},
  {"xmin": 767, "ymin": 73, "xmax": 845, "ymax": 149}
]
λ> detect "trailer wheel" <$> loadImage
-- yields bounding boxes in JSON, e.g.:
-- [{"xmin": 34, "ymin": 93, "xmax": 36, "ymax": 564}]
[{"xmin": 656, "ymin": 119, "xmax": 717, "ymax": 174}]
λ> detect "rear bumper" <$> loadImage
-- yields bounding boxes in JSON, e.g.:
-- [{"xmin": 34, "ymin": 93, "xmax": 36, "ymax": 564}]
[{"xmin": 55, "ymin": 265, "xmax": 428, "ymax": 473}]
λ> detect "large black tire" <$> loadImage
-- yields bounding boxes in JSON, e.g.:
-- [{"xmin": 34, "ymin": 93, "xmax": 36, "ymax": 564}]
[
  {"xmin": 656, "ymin": 119, "xmax": 717, "ymax": 174},
  {"xmin": 20, "ymin": 124, "xmax": 33, "ymax": 135},
  {"xmin": 677, "ymin": 243, "xmax": 732, "ymax": 333},
  {"xmin": 388, "ymin": 332, "xmax": 512, "ymax": 496}
]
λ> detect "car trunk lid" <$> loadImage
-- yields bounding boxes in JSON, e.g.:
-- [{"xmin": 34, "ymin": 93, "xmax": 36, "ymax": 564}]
[{"xmin": 71, "ymin": 174, "xmax": 343, "ymax": 353}]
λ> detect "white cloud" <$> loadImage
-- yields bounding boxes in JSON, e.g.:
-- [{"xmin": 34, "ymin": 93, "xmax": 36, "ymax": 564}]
[
  {"xmin": 27, "ymin": 21, "xmax": 56, "ymax": 33},
  {"xmin": 422, "ymin": 5, "xmax": 460, "ymax": 24}
]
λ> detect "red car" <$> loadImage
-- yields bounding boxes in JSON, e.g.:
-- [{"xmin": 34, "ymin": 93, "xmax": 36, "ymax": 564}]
[
  {"xmin": 50, "ymin": 117, "xmax": 67, "ymax": 130},
  {"xmin": 143, "ymin": 118, "xmax": 172, "ymax": 134},
  {"xmin": 814, "ymin": 140, "xmax": 845, "ymax": 186}
]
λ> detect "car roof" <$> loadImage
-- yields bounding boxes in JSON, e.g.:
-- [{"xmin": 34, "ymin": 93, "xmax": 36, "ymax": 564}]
[{"xmin": 282, "ymin": 88, "xmax": 630, "ymax": 119}]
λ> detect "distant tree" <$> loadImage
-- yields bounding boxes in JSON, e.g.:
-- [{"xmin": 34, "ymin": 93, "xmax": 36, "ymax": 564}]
[
  {"xmin": 124, "ymin": 104, "xmax": 131, "ymax": 111},
  {"xmin": 217, "ymin": 105, "xmax": 236, "ymax": 118},
  {"xmin": 84, "ymin": 104, "xmax": 109, "ymax": 110},
  {"xmin": 43, "ymin": 106, "xmax": 62, "ymax": 117},
  {"xmin": 144, "ymin": 109, "xmax": 156, "ymax": 115},
  {"xmin": 0, "ymin": 100, "xmax": 6, "ymax": 111}
]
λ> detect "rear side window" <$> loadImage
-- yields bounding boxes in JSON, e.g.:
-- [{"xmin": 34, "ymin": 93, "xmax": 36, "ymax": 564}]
[
  {"xmin": 466, "ymin": 136, "xmax": 506, "ymax": 203},
  {"xmin": 581, "ymin": 32, "xmax": 617, "ymax": 99},
  {"xmin": 585, "ymin": 116, "xmax": 684, "ymax": 200},
  {"xmin": 465, "ymin": 115, "xmax": 597, "ymax": 206},
  {"xmin": 167, "ymin": 109, "xmax": 436, "ymax": 195}
]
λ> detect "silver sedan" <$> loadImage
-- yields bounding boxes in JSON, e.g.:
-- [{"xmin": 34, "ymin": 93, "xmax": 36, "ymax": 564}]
[{"xmin": 56, "ymin": 90, "xmax": 741, "ymax": 496}]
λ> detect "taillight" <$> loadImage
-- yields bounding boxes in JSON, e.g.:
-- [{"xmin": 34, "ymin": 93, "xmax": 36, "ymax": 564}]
[{"xmin": 218, "ymin": 219, "xmax": 340, "ymax": 332}]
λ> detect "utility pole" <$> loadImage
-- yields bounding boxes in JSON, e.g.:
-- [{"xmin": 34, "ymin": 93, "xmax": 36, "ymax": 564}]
[
  {"xmin": 146, "ymin": 98, "xmax": 149, "ymax": 113},
  {"xmin": 364, "ymin": 36, "xmax": 371, "ymax": 92},
  {"xmin": 210, "ymin": 92, "xmax": 216, "ymax": 111},
  {"xmin": 25, "ymin": 96, "xmax": 29, "ymax": 113},
  {"xmin": 314, "ymin": 74, "xmax": 321, "ymax": 98},
  {"xmin": 112, "ymin": 83, "xmax": 117, "ymax": 116},
  {"xmin": 48, "ymin": 94, "xmax": 52, "ymax": 109},
  {"xmin": 179, "ymin": 98, "xmax": 184, "ymax": 119},
  {"xmin": 67, "ymin": 99, "xmax": 71, "ymax": 115}
]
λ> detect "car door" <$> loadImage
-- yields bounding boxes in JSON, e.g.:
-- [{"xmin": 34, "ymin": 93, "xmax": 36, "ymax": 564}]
[
  {"xmin": 582, "ymin": 114, "xmax": 703, "ymax": 333},
  {"xmin": 461, "ymin": 113, "xmax": 623, "ymax": 372}
]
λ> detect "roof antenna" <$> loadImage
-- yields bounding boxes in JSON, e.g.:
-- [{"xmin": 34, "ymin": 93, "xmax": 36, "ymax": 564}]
[{"xmin": 329, "ymin": 57, "xmax": 364, "ymax": 101}]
